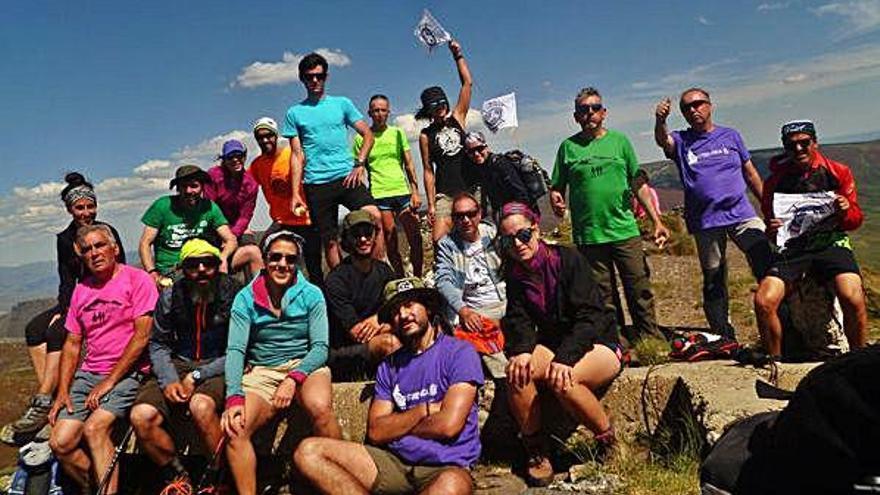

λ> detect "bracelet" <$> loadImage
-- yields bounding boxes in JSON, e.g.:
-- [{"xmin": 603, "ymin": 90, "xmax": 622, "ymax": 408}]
[
  {"xmin": 148, "ymin": 268, "xmax": 161, "ymax": 275},
  {"xmin": 454, "ymin": 54, "xmax": 464, "ymax": 61},
  {"xmin": 424, "ymin": 401, "xmax": 430, "ymax": 417}
]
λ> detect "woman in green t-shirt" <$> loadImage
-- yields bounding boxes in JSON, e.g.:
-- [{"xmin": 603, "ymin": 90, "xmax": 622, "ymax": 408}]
[{"xmin": 353, "ymin": 95, "xmax": 424, "ymax": 277}]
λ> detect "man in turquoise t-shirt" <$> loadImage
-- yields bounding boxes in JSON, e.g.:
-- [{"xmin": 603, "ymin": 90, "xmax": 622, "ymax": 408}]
[
  {"xmin": 550, "ymin": 87, "xmax": 669, "ymax": 346},
  {"xmin": 139, "ymin": 165, "xmax": 237, "ymax": 281},
  {"xmin": 283, "ymin": 52, "xmax": 383, "ymax": 270}
]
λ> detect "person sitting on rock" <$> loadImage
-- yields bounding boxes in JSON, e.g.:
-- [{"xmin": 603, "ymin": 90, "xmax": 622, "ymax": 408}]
[
  {"xmin": 48, "ymin": 224, "xmax": 159, "ymax": 495},
  {"xmin": 204, "ymin": 138, "xmax": 264, "ymax": 276},
  {"xmin": 139, "ymin": 165, "xmax": 238, "ymax": 285},
  {"xmin": 221, "ymin": 230, "xmax": 341, "ymax": 495},
  {"xmin": 129, "ymin": 239, "xmax": 241, "ymax": 493},
  {"xmin": 435, "ymin": 192, "xmax": 508, "ymax": 380},
  {"xmin": 293, "ymin": 277, "xmax": 483, "ymax": 495},
  {"xmin": 325, "ymin": 210, "xmax": 400, "ymax": 379},
  {"xmin": 3, "ymin": 173, "xmax": 125, "ymax": 446},
  {"xmin": 754, "ymin": 120, "xmax": 867, "ymax": 359},
  {"xmin": 498, "ymin": 202, "xmax": 621, "ymax": 487}
]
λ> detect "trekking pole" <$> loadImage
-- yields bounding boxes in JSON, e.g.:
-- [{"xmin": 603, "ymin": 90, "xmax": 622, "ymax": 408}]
[
  {"xmin": 195, "ymin": 435, "xmax": 227, "ymax": 494},
  {"xmin": 96, "ymin": 425, "xmax": 135, "ymax": 495}
]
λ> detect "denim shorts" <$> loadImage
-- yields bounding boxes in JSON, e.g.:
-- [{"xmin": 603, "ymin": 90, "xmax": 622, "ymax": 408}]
[
  {"xmin": 374, "ymin": 194, "xmax": 411, "ymax": 212},
  {"xmin": 57, "ymin": 370, "xmax": 143, "ymax": 422}
]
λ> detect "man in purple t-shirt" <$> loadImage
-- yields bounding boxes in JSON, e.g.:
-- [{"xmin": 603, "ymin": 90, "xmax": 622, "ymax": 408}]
[
  {"xmin": 654, "ymin": 88, "xmax": 772, "ymax": 339},
  {"xmin": 294, "ymin": 277, "xmax": 483, "ymax": 494}
]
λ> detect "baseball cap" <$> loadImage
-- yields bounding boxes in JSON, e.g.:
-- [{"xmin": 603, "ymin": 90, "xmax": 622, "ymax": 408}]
[
  {"xmin": 781, "ymin": 120, "xmax": 817, "ymax": 140},
  {"xmin": 253, "ymin": 117, "xmax": 279, "ymax": 135},
  {"xmin": 221, "ymin": 139, "xmax": 247, "ymax": 158},
  {"xmin": 341, "ymin": 209, "xmax": 374, "ymax": 235}
]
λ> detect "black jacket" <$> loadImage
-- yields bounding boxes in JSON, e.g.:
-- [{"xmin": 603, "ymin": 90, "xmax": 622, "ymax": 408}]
[
  {"xmin": 56, "ymin": 221, "xmax": 126, "ymax": 314},
  {"xmin": 478, "ymin": 153, "xmax": 538, "ymax": 217},
  {"xmin": 325, "ymin": 257, "xmax": 396, "ymax": 348},
  {"xmin": 502, "ymin": 245, "xmax": 617, "ymax": 365}
]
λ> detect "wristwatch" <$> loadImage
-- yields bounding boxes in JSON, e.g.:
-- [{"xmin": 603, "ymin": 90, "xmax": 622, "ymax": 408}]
[
  {"xmin": 354, "ymin": 158, "xmax": 366, "ymax": 168},
  {"xmin": 191, "ymin": 369, "xmax": 203, "ymax": 385}
]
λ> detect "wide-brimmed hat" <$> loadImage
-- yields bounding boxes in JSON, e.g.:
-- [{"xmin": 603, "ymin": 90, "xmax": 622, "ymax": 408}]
[
  {"xmin": 169, "ymin": 165, "xmax": 210, "ymax": 189},
  {"xmin": 378, "ymin": 277, "xmax": 445, "ymax": 324}
]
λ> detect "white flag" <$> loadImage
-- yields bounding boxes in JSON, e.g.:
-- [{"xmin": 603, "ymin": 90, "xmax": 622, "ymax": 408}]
[
  {"xmin": 481, "ymin": 93, "xmax": 518, "ymax": 133},
  {"xmin": 414, "ymin": 9, "xmax": 452, "ymax": 51}
]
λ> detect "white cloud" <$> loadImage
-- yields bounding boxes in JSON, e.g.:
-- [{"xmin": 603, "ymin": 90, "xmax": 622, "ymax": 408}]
[
  {"xmin": 757, "ymin": 2, "xmax": 790, "ymax": 11},
  {"xmin": 813, "ymin": 0, "xmax": 880, "ymax": 37},
  {"xmin": 782, "ymin": 73, "xmax": 810, "ymax": 84},
  {"xmin": 696, "ymin": 15, "xmax": 713, "ymax": 25},
  {"xmin": 232, "ymin": 48, "xmax": 352, "ymax": 88}
]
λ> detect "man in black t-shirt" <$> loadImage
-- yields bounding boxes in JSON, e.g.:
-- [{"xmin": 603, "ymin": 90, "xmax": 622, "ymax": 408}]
[{"xmin": 325, "ymin": 210, "xmax": 400, "ymax": 378}]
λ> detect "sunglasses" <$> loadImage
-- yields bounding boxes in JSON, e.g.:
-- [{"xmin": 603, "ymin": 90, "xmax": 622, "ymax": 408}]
[
  {"xmin": 499, "ymin": 228, "xmax": 534, "ymax": 252},
  {"xmin": 224, "ymin": 152, "xmax": 246, "ymax": 161},
  {"xmin": 680, "ymin": 99, "xmax": 710, "ymax": 111},
  {"xmin": 182, "ymin": 257, "xmax": 220, "ymax": 271},
  {"xmin": 349, "ymin": 224, "xmax": 375, "ymax": 239},
  {"xmin": 466, "ymin": 145, "xmax": 487, "ymax": 155},
  {"xmin": 452, "ymin": 209, "xmax": 480, "ymax": 221},
  {"xmin": 575, "ymin": 103, "xmax": 604, "ymax": 115},
  {"xmin": 429, "ymin": 99, "xmax": 449, "ymax": 109},
  {"xmin": 301, "ymin": 72, "xmax": 328, "ymax": 81},
  {"xmin": 267, "ymin": 252, "xmax": 298, "ymax": 265},
  {"xmin": 784, "ymin": 137, "xmax": 813, "ymax": 151}
]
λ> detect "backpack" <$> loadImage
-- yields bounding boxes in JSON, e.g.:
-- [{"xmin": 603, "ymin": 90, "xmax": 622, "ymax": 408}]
[{"xmin": 502, "ymin": 150, "xmax": 551, "ymax": 204}]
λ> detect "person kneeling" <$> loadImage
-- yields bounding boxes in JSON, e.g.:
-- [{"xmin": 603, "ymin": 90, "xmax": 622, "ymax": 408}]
[
  {"xmin": 222, "ymin": 231, "xmax": 341, "ymax": 495},
  {"xmin": 498, "ymin": 203, "xmax": 622, "ymax": 487},
  {"xmin": 129, "ymin": 239, "xmax": 241, "ymax": 492},
  {"xmin": 294, "ymin": 277, "xmax": 483, "ymax": 494}
]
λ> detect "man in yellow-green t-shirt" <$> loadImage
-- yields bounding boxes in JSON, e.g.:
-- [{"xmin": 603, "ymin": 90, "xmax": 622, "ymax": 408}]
[{"xmin": 353, "ymin": 95, "xmax": 424, "ymax": 277}]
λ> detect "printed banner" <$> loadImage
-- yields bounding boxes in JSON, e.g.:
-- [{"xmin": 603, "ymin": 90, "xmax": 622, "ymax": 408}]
[
  {"xmin": 481, "ymin": 93, "xmax": 518, "ymax": 133},
  {"xmin": 772, "ymin": 191, "xmax": 837, "ymax": 249},
  {"xmin": 414, "ymin": 9, "xmax": 452, "ymax": 51}
]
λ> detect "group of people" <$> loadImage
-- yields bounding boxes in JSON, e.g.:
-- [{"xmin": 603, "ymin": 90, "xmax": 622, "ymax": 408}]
[{"xmin": 4, "ymin": 38, "xmax": 869, "ymax": 495}]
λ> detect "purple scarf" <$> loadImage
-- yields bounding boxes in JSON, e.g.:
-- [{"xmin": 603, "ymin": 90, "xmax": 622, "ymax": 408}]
[{"xmin": 511, "ymin": 242, "xmax": 562, "ymax": 317}]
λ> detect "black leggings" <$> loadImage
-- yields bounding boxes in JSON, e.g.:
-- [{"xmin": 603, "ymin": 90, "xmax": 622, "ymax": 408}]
[{"xmin": 24, "ymin": 305, "xmax": 66, "ymax": 353}]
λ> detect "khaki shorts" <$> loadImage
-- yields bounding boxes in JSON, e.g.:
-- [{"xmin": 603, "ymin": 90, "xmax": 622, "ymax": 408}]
[
  {"xmin": 366, "ymin": 445, "xmax": 470, "ymax": 495},
  {"xmin": 241, "ymin": 359, "xmax": 330, "ymax": 404}
]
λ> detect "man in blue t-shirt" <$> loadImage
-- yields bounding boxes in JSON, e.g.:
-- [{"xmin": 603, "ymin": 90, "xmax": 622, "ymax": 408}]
[
  {"xmin": 654, "ymin": 88, "xmax": 772, "ymax": 339},
  {"xmin": 283, "ymin": 52, "xmax": 384, "ymax": 269},
  {"xmin": 294, "ymin": 277, "xmax": 483, "ymax": 494}
]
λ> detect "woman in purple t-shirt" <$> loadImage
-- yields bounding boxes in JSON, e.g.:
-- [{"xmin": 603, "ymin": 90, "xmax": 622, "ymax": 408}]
[{"xmin": 499, "ymin": 202, "xmax": 622, "ymax": 487}]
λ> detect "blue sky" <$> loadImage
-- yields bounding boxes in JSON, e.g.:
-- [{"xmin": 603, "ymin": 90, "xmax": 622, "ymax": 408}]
[{"xmin": 2, "ymin": 0, "xmax": 880, "ymax": 265}]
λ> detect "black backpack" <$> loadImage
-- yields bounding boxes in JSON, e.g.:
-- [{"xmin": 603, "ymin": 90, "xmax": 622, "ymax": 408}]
[{"xmin": 502, "ymin": 150, "xmax": 551, "ymax": 204}]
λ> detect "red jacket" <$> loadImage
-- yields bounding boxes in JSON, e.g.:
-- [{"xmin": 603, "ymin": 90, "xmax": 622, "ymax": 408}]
[{"xmin": 762, "ymin": 150, "xmax": 863, "ymax": 232}]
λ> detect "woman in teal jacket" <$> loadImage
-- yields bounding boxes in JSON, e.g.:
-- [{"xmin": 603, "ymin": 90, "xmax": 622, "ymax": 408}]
[{"xmin": 221, "ymin": 230, "xmax": 341, "ymax": 495}]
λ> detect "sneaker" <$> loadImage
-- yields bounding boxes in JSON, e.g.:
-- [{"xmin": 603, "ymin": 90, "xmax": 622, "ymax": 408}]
[{"xmin": 9, "ymin": 394, "xmax": 51, "ymax": 435}]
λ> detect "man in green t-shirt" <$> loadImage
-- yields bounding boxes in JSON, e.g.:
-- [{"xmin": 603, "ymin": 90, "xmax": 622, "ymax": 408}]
[
  {"xmin": 139, "ymin": 165, "xmax": 238, "ymax": 283},
  {"xmin": 550, "ymin": 87, "xmax": 669, "ymax": 346}
]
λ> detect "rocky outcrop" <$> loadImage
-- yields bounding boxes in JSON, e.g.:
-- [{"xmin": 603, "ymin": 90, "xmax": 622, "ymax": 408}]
[{"xmin": 0, "ymin": 298, "xmax": 55, "ymax": 339}]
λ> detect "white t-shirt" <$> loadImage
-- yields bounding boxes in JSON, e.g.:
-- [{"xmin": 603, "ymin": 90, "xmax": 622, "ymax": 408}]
[{"xmin": 461, "ymin": 240, "xmax": 504, "ymax": 310}]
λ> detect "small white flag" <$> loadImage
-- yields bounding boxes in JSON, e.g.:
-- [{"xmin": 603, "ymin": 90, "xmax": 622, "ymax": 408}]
[
  {"xmin": 481, "ymin": 93, "xmax": 518, "ymax": 133},
  {"xmin": 414, "ymin": 9, "xmax": 452, "ymax": 51}
]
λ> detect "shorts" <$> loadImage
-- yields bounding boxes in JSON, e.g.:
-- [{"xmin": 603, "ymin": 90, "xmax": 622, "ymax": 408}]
[
  {"xmin": 766, "ymin": 245, "xmax": 860, "ymax": 283},
  {"xmin": 366, "ymin": 445, "xmax": 470, "ymax": 495},
  {"xmin": 25, "ymin": 305, "xmax": 66, "ymax": 352},
  {"xmin": 240, "ymin": 359, "xmax": 330, "ymax": 405},
  {"xmin": 435, "ymin": 190, "xmax": 480, "ymax": 220},
  {"xmin": 57, "ymin": 370, "xmax": 143, "ymax": 422},
  {"xmin": 375, "ymin": 194, "xmax": 412, "ymax": 212},
  {"xmin": 304, "ymin": 178, "xmax": 375, "ymax": 242},
  {"xmin": 133, "ymin": 361, "xmax": 225, "ymax": 420}
]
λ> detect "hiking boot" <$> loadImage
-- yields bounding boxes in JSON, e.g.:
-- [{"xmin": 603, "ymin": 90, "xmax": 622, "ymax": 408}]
[
  {"xmin": 10, "ymin": 394, "xmax": 51, "ymax": 434},
  {"xmin": 521, "ymin": 433, "xmax": 554, "ymax": 487}
]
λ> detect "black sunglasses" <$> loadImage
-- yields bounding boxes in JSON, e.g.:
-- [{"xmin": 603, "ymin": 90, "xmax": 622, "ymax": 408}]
[
  {"xmin": 182, "ymin": 257, "xmax": 220, "ymax": 271},
  {"xmin": 267, "ymin": 252, "xmax": 298, "ymax": 265},
  {"xmin": 466, "ymin": 145, "xmax": 487, "ymax": 155},
  {"xmin": 301, "ymin": 72, "xmax": 327, "ymax": 81},
  {"xmin": 575, "ymin": 103, "xmax": 604, "ymax": 115},
  {"xmin": 224, "ymin": 152, "xmax": 246, "ymax": 161},
  {"xmin": 349, "ymin": 224, "xmax": 375, "ymax": 239},
  {"xmin": 499, "ymin": 228, "xmax": 534, "ymax": 252},
  {"xmin": 784, "ymin": 137, "xmax": 813, "ymax": 150},
  {"xmin": 452, "ymin": 209, "xmax": 480, "ymax": 221},
  {"xmin": 680, "ymin": 99, "xmax": 710, "ymax": 111}
]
